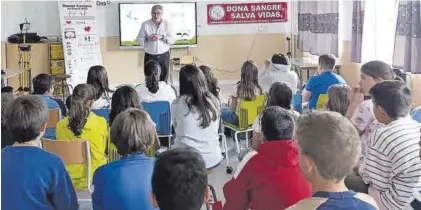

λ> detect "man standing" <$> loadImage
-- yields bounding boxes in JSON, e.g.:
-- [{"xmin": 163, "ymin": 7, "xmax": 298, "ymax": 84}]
[{"xmin": 137, "ymin": 5, "xmax": 174, "ymax": 82}]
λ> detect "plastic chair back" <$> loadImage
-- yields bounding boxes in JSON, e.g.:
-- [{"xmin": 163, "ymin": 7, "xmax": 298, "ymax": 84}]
[
  {"xmin": 92, "ymin": 109, "xmax": 110, "ymax": 122},
  {"xmin": 237, "ymin": 95, "xmax": 265, "ymax": 130},
  {"xmin": 42, "ymin": 138, "xmax": 92, "ymax": 192},
  {"xmin": 142, "ymin": 101, "xmax": 171, "ymax": 136},
  {"xmin": 316, "ymin": 94, "xmax": 328, "ymax": 110}
]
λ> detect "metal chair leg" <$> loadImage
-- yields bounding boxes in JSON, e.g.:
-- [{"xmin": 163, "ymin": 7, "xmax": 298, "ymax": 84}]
[{"xmin": 234, "ymin": 131, "xmax": 240, "ymax": 154}]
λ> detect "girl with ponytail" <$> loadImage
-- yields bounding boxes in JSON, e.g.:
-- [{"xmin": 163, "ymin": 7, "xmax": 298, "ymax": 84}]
[
  {"xmin": 136, "ymin": 60, "xmax": 176, "ymax": 104},
  {"xmin": 56, "ymin": 84, "xmax": 109, "ymax": 190}
]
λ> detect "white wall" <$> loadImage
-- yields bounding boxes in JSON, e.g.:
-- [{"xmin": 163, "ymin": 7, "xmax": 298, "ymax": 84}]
[{"xmin": 1, "ymin": 0, "xmax": 293, "ymax": 41}]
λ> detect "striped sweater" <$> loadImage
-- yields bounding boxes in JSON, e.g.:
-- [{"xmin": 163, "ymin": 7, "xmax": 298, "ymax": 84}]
[{"xmin": 361, "ymin": 116, "xmax": 421, "ymax": 210}]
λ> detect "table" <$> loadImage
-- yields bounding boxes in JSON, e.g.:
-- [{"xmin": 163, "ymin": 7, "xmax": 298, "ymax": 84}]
[
  {"xmin": 2, "ymin": 68, "xmax": 32, "ymax": 89},
  {"xmin": 291, "ymin": 58, "xmax": 341, "ymax": 91}
]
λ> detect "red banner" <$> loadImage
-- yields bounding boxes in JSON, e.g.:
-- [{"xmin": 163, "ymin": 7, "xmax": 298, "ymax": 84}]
[{"xmin": 207, "ymin": 2, "xmax": 287, "ymax": 25}]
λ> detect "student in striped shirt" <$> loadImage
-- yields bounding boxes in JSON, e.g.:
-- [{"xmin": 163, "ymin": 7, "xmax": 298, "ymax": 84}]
[{"xmin": 360, "ymin": 80, "xmax": 421, "ymax": 210}]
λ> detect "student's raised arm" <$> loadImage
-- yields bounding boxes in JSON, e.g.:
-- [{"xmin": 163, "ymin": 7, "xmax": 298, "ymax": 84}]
[{"xmin": 50, "ymin": 160, "xmax": 79, "ymax": 210}]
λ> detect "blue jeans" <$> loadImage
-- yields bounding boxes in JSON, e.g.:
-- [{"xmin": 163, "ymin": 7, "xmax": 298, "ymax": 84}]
[{"xmin": 221, "ymin": 106, "xmax": 238, "ymax": 125}]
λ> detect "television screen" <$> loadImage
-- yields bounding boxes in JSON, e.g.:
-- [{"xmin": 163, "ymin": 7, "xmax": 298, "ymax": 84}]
[{"xmin": 119, "ymin": 2, "xmax": 197, "ymax": 48}]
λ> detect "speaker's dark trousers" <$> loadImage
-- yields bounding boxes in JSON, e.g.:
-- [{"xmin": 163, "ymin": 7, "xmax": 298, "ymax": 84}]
[{"xmin": 144, "ymin": 51, "xmax": 170, "ymax": 82}]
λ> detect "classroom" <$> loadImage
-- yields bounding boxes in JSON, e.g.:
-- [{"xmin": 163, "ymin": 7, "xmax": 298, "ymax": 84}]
[{"xmin": 1, "ymin": 0, "xmax": 421, "ymax": 210}]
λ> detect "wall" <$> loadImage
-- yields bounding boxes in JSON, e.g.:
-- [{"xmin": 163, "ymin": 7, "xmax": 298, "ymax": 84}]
[{"xmin": 1, "ymin": 0, "xmax": 292, "ymax": 85}]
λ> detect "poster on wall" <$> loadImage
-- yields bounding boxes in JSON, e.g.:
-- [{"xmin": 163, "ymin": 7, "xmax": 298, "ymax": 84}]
[
  {"xmin": 207, "ymin": 2, "xmax": 287, "ymax": 25},
  {"xmin": 58, "ymin": 0, "xmax": 102, "ymax": 87}
]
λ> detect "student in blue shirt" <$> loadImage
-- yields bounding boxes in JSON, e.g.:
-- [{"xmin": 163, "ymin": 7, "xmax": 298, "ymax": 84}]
[
  {"xmin": 302, "ymin": 54, "xmax": 346, "ymax": 110},
  {"xmin": 92, "ymin": 108, "xmax": 159, "ymax": 210},
  {"xmin": 32, "ymin": 74, "xmax": 66, "ymax": 138},
  {"xmin": 412, "ymin": 106, "xmax": 421, "ymax": 123},
  {"xmin": 1, "ymin": 95, "xmax": 78, "ymax": 210}
]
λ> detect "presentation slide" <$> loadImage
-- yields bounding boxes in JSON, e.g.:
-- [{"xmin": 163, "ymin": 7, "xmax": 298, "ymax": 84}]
[{"xmin": 119, "ymin": 3, "xmax": 197, "ymax": 47}]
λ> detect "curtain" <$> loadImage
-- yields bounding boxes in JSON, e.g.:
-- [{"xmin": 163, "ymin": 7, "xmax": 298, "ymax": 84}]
[
  {"xmin": 297, "ymin": 1, "xmax": 339, "ymax": 56},
  {"xmin": 393, "ymin": 1, "xmax": 421, "ymax": 74},
  {"xmin": 351, "ymin": 1, "xmax": 364, "ymax": 63}
]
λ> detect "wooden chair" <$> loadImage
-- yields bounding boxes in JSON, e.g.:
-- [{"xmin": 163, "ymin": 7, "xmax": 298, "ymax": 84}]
[
  {"xmin": 44, "ymin": 109, "xmax": 61, "ymax": 139},
  {"xmin": 41, "ymin": 139, "xmax": 92, "ymax": 193}
]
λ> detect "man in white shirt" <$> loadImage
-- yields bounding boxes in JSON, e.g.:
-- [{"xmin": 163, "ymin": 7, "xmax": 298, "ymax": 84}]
[{"xmin": 137, "ymin": 5, "xmax": 174, "ymax": 82}]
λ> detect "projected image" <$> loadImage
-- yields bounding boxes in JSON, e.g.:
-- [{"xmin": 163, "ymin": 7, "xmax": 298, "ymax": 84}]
[{"xmin": 119, "ymin": 3, "xmax": 197, "ymax": 47}]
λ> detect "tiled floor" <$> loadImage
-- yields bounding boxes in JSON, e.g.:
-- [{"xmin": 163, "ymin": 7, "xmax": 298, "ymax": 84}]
[{"xmin": 79, "ymin": 84, "xmax": 240, "ymax": 209}]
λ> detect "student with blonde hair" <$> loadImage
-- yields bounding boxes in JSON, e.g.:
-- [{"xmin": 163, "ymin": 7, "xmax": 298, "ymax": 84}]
[
  {"xmin": 92, "ymin": 108, "xmax": 158, "ymax": 210},
  {"xmin": 287, "ymin": 111, "xmax": 378, "ymax": 210},
  {"xmin": 326, "ymin": 84, "xmax": 351, "ymax": 116}
]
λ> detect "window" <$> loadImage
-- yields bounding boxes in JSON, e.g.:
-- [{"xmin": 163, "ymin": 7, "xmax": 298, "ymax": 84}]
[{"xmin": 361, "ymin": 0, "xmax": 398, "ymax": 64}]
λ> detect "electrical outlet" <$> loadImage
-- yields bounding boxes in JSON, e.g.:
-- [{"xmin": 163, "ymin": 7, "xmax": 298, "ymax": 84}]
[{"xmin": 258, "ymin": 24, "xmax": 268, "ymax": 31}]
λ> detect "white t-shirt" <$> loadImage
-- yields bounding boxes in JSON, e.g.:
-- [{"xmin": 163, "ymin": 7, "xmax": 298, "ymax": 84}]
[
  {"xmin": 136, "ymin": 81, "xmax": 177, "ymax": 104},
  {"xmin": 91, "ymin": 92, "xmax": 113, "ymax": 109},
  {"xmin": 252, "ymin": 109, "xmax": 300, "ymax": 132},
  {"xmin": 171, "ymin": 95, "xmax": 222, "ymax": 168},
  {"xmin": 258, "ymin": 63, "xmax": 298, "ymax": 94}
]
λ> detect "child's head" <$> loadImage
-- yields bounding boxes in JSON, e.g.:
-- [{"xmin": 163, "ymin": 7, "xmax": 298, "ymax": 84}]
[
  {"xmin": 68, "ymin": 84, "xmax": 95, "ymax": 136},
  {"xmin": 267, "ymin": 82, "xmax": 293, "ymax": 110},
  {"xmin": 6, "ymin": 95, "xmax": 48, "ymax": 143},
  {"xmin": 179, "ymin": 64, "xmax": 219, "ymax": 128},
  {"xmin": 296, "ymin": 111, "xmax": 360, "ymax": 184},
  {"xmin": 32, "ymin": 73, "xmax": 55, "ymax": 95},
  {"xmin": 317, "ymin": 54, "xmax": 336, "ymax": 73},
  {"xmin": 326, "ymin": 84, "xmax": 351, "ymax": 116},
  {"xmin": 144, "ymin": 60, "xmax": 161, "ymax": 94},
  {"xmin": 271, "ymin": 53, "xmax": 290, "ymax": 65},
  {"xmin": 1, "ymin": 86, "xmax": 14, "ymax": 93},
  {"xmin": 87, "ymin": 65, "xmax": 112, "ymax": 100},
  {"xmin": 369, "ymin": 80, "xmax": 412, "ymax": 124},
  {"xmin": 110, "ymin": 108, "xmax": 157, "ymax": 156},
  {"xmin": 360, "ymin": 61, "xmax": 394, "ymax": 95},
  {"xmin": 151, "ymin": 148, "xmax": 209, "ymax": 210},
  {"xmin": 238, "ymin": 60, "xmax": 262, "ymax": 101},
  {"xmin": 199, "ymin": 65, "xmax": 219, "ymax": 99},
  {"xmin": 110, "ymin": 86, "xmax": 142, "ymax": 125},
  {"xmin": 261, "ymin": 106, "xmax": 295, "ymax": 141}
]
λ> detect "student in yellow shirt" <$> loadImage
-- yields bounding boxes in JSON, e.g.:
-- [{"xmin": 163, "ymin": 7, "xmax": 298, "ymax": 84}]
[{"xmin": 56, "ymin": 84, "xmax": 108, "ymax": 190}]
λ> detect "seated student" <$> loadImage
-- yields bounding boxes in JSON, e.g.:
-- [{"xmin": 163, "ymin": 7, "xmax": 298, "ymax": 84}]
[
  {"xmin": 1, "ymin": 91, "xmax": 15, "ymax": 148},
  {"xmin": 412, "ymin": 106, "xmax": 421, "ymax": 123},
  {"xmin": 222, "ymin": 60, "xmax": 263, "ymax": 125},
  {"xmin": 92, "ymin": 108, "xmax": 158, "ymax": 210},
  {"xmin": 2, "ymin": 96, "xmax": 78, "ymax": 209},
  {"xmin": 287, "ymin": 111, "xmax": 378, "ymax": 210},
  {"xmin": 56, "ymin": 84, "xmax": 108, "ymax": 190},
  {"xmin": 109, "ymin": 86, "xmax": 143, "ymax": 125},
  {"xmin": 302, "ymin": 54, "xmax": 346, "ymax": 110},
  {"xmin": 136, "ymin": 60, "xmax": 176, "ymax": 104},
  {"xmin": 32, "ymin": 73, "xmax": 67, "ymax": 116},
  {"xmin": 199, "ymin": 65, "xmax": 220, "ymax": 99},
  {"xmin": 151, "ymin": 148, "xmax": 211, "ymax": 210},
  {"xmin": 87, "ymin": 65, "xmax": 114, "ymax": 109},
  {"xmin": 252, "ymin": 82, "xmax": 299, "ymax": 150},
  {"xmin": 408, "ymin": 139, "xmax": 421, "ymax": 210},
  {"xmin": 346, "ymin": 61, "xmax": 395, "ymax": 166},
  {"xmin": 171, "ymin": 64, "xmax": 222, "ymax": 169},
  {"xmin": 326, "ymin": 84, "xmax": 351, "ymax": 116},
  {"xmin": 359, "ymin": 81, "xmax": 421, "ymax": 210},
  {"xmin": 224, "ymin": 106, "xmax": 312, "ymax": 210},
  {"xmin": 259, "ymin": 53, "xmax": 298, "ymax": 94}
]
